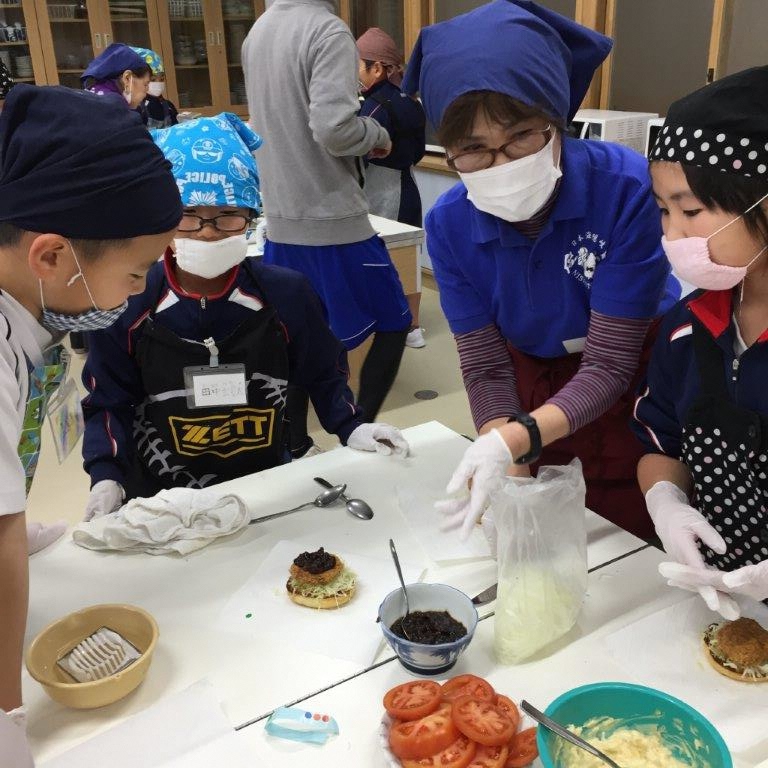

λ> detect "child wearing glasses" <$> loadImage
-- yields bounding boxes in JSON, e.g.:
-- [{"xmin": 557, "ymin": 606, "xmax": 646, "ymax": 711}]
[
  {"xmin": 403, "ymin": 1, "xmax": 680, "ymax": 541},
  {"xmin": 80, "ymin": 114, "xmax": 407, "ymax": 520}
]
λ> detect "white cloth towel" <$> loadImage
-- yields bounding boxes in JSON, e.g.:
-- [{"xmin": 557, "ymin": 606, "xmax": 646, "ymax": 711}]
[{"xmin": 72, "ymin": 488, "xmax": 249, "ymax": 555}]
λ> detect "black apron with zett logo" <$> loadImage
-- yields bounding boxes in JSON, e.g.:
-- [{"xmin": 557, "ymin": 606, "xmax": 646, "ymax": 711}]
[
  {"xmin": 682, "ymin": 319, "xmax": 768, "ymax": 571},
  {"xmin": 127, "ymin": 265, "xmax": 289, "ymax": 499}
]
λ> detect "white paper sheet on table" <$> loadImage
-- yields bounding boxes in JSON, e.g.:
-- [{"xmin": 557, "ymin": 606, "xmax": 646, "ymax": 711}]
[
  {"xmin": 604, "ymin": 595, "xmax": 768, "ymax": 754},
  {"xmin": 217, "ymin": 540, "xmax": 424, "ymax": 666},
  {"xmin": 396, "ymin": 485, "xmax": 491, "ymax": 563},
  {"xmin": 39, "ymin": 680, "xmax": 256, "ymax": 767}
]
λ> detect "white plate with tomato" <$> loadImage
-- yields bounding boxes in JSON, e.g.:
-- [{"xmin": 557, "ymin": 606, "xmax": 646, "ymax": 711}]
[{"xmin": 379, "ymin": 675, "xmax": 538, "ymax": 768}]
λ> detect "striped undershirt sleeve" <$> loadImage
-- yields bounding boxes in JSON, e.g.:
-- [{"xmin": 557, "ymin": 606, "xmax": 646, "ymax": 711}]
[
  {"xmin": 548, "ymin": 310, "xmax": 651, "ymax": 433},
  {"xmin": 455, "ymin": 324, "xmax": 521, "ymax": 431}
]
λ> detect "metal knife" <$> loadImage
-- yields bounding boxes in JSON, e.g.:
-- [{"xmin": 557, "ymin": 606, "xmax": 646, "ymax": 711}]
[{"xmin": 471, "ymin": 583, "xmax": 497, "ymax": 605}]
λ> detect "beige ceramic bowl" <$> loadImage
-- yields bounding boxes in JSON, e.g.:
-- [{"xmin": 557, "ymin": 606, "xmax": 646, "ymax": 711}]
[{"xmin": 26, "ymin": 604, "xmax": 159, "ymax": 709}]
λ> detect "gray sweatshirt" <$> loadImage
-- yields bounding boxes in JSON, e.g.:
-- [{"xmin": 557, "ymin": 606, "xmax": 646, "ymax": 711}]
[{"xmin": 242, "ymin": 0, "xmax": 390, "ymax": 246}]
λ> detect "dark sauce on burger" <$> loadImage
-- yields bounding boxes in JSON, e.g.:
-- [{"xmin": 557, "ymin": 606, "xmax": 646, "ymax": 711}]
[
  {"xmin": 293, "ymin": 547, "xmax": 336, "ymax": 575},
  {"xmin": 390, "ymin": 610, "xmax": 467, "ymax": 644}
]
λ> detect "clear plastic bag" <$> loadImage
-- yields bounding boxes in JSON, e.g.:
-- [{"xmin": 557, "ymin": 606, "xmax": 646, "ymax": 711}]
[{"xmin": 490, "ymin": 459, "xmax": 587, "ymax": 664}]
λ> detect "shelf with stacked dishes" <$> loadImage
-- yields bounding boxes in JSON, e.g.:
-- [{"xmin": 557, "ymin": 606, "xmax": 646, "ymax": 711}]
[
  {"xmin": 219, "ymin": 0, "xmax": 262, "ymax": 115},
  {"xmin": 33, "ymin": 0, "xmax": 98, "ymax": 87},
  {"xmin": 0, "ymin": 0, "xmax": 43, "ymax": 84},
  {"xmin": 101, "ymin": 0, "xmax": 164, "ymax": 56}
]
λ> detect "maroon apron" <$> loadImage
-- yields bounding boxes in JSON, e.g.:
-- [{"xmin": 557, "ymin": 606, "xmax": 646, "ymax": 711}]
[{"xmin": 507, "ymin": 321, "xmax": 660, "ymax": 541}]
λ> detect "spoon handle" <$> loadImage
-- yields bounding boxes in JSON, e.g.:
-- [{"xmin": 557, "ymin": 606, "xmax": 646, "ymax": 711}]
[
  {"xmin": 389, "ymin": 539, "xmax": 410, "ymax": 614},
  {"xmin": 314, "ymin": 476, "xmax": 350, "ymax": 501},
  {"xmin": 520, "ymin": 701, "xmax": 623, "ymax": 768},
  {"xmin": 249, "ymin": 501, "xmax": 313, "ymax": 524}
]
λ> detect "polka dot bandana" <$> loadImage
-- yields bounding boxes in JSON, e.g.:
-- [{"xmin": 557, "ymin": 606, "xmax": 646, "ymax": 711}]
[
  {"xmin": 649, "ymin": 65, "xmax": 768, "ymax": 179},
  {"xmin": 650, "ymin": 123, "xmax": 768, "ymax": 178},
  {"xmin": 0, "ymin": 61, "xmax": 13, "ymax": 101}
]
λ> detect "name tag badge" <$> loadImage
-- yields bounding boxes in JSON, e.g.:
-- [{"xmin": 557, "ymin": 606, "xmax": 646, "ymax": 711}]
[{"xmin": 183, "ymin": 364, "xmax": 248, "ymax": 409}]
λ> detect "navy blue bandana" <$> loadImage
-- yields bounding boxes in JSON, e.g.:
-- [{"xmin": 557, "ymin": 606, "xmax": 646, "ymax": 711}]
[
  {"xmin": 0, "ymin": 85, "xmax": 182, "ymax": 238},
  {"xmin": 650, "ymin": 66, "xmax": 768, "ymax": 179}
]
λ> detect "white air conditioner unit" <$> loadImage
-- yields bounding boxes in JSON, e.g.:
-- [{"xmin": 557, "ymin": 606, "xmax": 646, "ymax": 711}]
[{"xmin": 571, "ymin": 109, "xmax": 660, "ymax": 154}]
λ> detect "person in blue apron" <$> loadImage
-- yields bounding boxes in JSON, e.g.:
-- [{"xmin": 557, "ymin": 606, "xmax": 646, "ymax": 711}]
[
  {"xmin": 634, "ymin": 67, "xmax": 768, "ymax": 619},
  {"xmin": 0, "ymin": 84, "xmax": 181, "ymax": 748},
  {"xmin": 81, "ymin": 114, "xmax": 409, "ymax": 520},
  {"xmin": 402, "ymin": 0, "xmax": 679, "ymax": 541},
  {"xmin": 357, "ymin": 27, "xmax": 428, "ymax": 349},
  {"xmin": 131, "ymin": 47, "xmax": 178, "ymax": 130},
  {"xmin": 357, "ymin": 27, "xmax": 425, "ymax": 228}
]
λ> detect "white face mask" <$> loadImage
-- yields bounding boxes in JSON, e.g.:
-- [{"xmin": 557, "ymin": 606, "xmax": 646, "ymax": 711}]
[
  {"xmin": 147, "ymin": 81, "xmax": 165, "ymax": 98},
  {"xmin": 174, "ymin": 234, "xmax": 249, "ymax": 279},
  {"xmin": 123, "ymin": 75, "xmax": 133, "ymax": 104},
  {"xmin": 458, "ymin": 138, "xmax": 562, "ymax": 222}
]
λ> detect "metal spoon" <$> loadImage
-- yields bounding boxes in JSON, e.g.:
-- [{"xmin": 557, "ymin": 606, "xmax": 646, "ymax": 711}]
[
  {"xmin": 389, "ymin": 538, "xmax": 412, "ymax": 640},
  {"xmin": 314, "ymin": 476, "xmax": 373, "ymax": 520},
  {"xmin": 520, "ymin": 701, "xmax": 624, "ymax": 768},
  {"xmin": 248, "ymin": 485, "xmax": 346, "ymax": 524}
]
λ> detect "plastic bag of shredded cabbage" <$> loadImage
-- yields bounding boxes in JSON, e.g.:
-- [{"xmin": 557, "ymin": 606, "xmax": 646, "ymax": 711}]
[{"xmin": 489, "ymin": 459, "xmax": 587, "ymax": 663}]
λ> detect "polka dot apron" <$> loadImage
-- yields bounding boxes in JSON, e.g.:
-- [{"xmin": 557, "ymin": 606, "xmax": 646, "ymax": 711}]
[{"xmin": 681, "ymin": 321, "xmax": 768, "ymax": 571}]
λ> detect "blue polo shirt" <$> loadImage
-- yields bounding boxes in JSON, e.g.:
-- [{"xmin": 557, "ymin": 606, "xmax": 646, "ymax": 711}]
[{"xmin": 425, "ymin": 136, "xmax": 680, "ymax": 357}]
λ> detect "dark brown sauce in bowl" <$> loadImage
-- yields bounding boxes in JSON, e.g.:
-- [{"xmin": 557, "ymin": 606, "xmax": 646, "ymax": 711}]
[{"xmin": 390, "ymin": 610, "xmax": 467, "ymax": 645}]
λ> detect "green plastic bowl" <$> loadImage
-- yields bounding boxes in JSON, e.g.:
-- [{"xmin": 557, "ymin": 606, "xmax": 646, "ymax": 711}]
[{"xmin": 537, "ymin": 682, "xmax": 732, "ymax": 767}]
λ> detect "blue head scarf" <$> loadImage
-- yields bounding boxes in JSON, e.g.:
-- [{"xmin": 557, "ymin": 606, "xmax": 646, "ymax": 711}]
[
  {"xmin": 0, "ymin": 85, "xmax": 182, "ymax": 238},
  {"xmin": 131, "ymin": 47, "xmax": 164, "ymax": 77},
  {"xmin": 151, "ymin": 113, "xmax": 263, "ymax": 211},
  {"xmin": 81, "ymin": 43, "xmax": 147, "ymax": 83},
  {"xmin": 402, "ymin": 0, "xmax": 612, "ymax": 129}
]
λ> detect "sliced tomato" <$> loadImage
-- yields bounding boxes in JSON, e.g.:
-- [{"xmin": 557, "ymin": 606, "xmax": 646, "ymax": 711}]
[
  {"xmin": 493, "ymin": 695, "xmax": 520, "ymax": 733},
  {"xmin": 505, "ymin": 728, "xmax": 538, "ymax": 768},
  {"xmin": 441, "ymin": 674, "xmax": 495, "ymax": 703},
  {"xmin": 384, "ymin": 680, "xmax": 442, "ymax": 721},
  {"xmin": 389, "ymin": 703, "xmax": 459, "ymax": 760},
  {"xmin": 466, "ymin": 743, "xmax": 509, "ymax": 768},
  {"xmin": 401, "ymin": 734, "xmax": 477, "ymax": 768},
  {"xmin": 451, "ymin": 695, "xmax": 516, "ymax": 747}
]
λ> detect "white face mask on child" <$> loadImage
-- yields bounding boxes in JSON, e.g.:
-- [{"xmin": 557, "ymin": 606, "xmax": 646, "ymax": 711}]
[
  {"xmin": 147, "ymin": 82, "xmax": 165, "ymax": 98},
  {"xmin": 174, "ymin": 234, "xmax": 249, "ymax": 279}
]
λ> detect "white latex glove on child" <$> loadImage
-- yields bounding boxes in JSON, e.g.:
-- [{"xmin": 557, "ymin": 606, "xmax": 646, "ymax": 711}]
[
  {"xmin": 658, "ymin": 562, "xmax": 741, "ymax": 620},
  {"xmin": 347, "ymin": 423, "xmax": 409, "ymax": 456},
  {"xmin": 435, "ymin": 429, "xmax": 512, "ymax": 541},
  {"xmin": 0, "ymin": 707, "xmax": 33, "ymax": 768},
  {"xmin": 83, "ymin": 479, "xmax": 125, "ymax": 522},
  {"xmin": 27, "ymin": 521, "xmax": 67, "ymax": 554}
]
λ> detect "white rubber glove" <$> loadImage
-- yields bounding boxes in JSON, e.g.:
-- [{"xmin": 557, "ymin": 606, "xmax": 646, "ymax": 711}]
[
  {"xmin": 26, "ymin": 521, "xmax": 67, "ymax": 554},
  {"xmin": 6, "ymin": 706, "xmax": 27, "ymax": 730},
  {"xmin": 83, "ymin": 480, "xmax": 125, "ymax": 522},
  {"xmin": 645, "ymin": 481, "xmax": 727, "ymax": 568},
  {"xmin": 347, "ymin": 423, "xmax": 409, "ymax": 457},
  {"xmin": 658, "ymin": 561, "xmax": 740, "ymax": 620},
  {"xmin": 1, "ymin": 706, "xmax": 34, "ymax": 768},
  {"xmin": 435, "ymin": 429, "xmax": 512, "ymax": 541},
  {"xmin": 722, "ymin": 560, "xmax": 768, "ymax": 603}
]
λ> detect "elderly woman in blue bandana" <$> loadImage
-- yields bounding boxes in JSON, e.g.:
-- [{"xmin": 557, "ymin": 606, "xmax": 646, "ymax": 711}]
[
  {"xmin": 80, "ymin": 113, "xmax": 408, "ymax": 519},
  {"xmin": 131, "ymin": 47, "xmax": 178, "ymax": 129},
  {"xmin": 407, "ymin": 0, "xmax": 681, "ymax": 541},
  {"xmin": 81, "ymin": 43, "xmax": 151, "ymax": 109}
]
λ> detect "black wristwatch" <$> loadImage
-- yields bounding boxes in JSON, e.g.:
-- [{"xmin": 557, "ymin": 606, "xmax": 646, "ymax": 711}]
[{"xmin": 508, "ymin": 413, "xmax": 542, "ymax": 465}]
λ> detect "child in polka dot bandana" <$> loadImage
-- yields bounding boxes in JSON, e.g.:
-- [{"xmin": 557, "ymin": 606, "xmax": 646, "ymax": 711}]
[{"xmin": 636, "ymin": 66, "xmax": 768, "ymax": 619}]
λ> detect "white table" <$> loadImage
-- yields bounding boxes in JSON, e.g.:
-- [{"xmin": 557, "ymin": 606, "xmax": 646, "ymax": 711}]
[{"xmin": 25, "ymin": 422, "xmax": 657, "ymax": 764}]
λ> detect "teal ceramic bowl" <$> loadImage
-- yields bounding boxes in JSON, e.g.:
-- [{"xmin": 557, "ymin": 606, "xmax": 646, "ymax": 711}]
[{"xmin": 537, "ymin": 682, "xmax": 732, "ymax": 768}]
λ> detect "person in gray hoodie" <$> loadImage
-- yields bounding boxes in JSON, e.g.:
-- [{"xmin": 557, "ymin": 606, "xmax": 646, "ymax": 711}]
[{"xmin": 242, "ymin": 0, "xmax": 411, "ymax": 456}]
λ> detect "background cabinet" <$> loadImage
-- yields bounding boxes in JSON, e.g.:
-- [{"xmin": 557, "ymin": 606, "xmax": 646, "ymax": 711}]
[{"xmin": 0, "ymin": 0, "xmax": 49, "ymax": 86}]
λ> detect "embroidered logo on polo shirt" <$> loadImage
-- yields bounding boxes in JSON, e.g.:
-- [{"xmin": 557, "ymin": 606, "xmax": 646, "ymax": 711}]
[
  {"xmin": 563, "ymin": 231, "xmax": 606, "ymax": 288},
  {"xmin": 169, "ymin": 407, "xmax": 276, "ymax": 458}
]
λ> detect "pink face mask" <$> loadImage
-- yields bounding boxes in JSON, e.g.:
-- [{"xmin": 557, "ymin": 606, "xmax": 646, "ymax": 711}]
[{"xmin": 661, "ymin": 191, "xmax": 768, "ymax": 290}]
